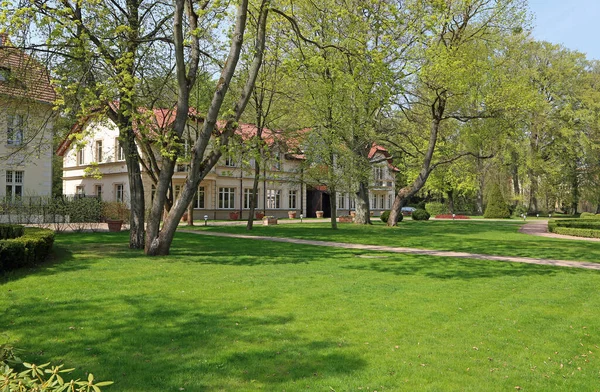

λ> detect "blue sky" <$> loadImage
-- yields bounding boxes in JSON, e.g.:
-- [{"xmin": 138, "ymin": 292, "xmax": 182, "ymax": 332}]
[{"xmin": 528, "ymin": 0, "xmax": 600, "ymax": 60}]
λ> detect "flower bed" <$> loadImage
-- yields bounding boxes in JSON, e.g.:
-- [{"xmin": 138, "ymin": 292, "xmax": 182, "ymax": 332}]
[{"xmin": 435, "ymin": 214, "xmax": 470, "ymax": 219}]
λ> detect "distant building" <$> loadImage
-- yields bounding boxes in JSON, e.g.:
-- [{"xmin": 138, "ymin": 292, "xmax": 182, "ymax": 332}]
[
  {"xmin": 0, "ymin": 34, "xmax": 55, "ymax": 202},
  {"xmin": 57, "ymin": 108, "xmax": 397, "ymax": 220}
]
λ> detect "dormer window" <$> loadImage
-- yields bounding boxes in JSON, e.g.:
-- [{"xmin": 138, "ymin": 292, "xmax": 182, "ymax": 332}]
[{"xmin": 225, "ymin": 155, "xmax": 236, "ymax": 167}]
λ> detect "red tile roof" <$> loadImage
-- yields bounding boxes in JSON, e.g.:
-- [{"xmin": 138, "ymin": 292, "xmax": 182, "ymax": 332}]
[{"xmin": 0, "ymin": 35, "xmax": 56, "ymax": 104}]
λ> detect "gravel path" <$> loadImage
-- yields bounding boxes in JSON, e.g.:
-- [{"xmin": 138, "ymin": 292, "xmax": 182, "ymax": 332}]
[{"xmin": 180, "ymin": 229, "xmax": 600, "ymax": 271}]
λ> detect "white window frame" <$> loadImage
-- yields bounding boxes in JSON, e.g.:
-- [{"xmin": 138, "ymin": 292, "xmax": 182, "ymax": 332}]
[
  {"xmin": 338, "ymin": 193, "xmax": 346, "ymax": 209},
  {"xmin": 115, "ymin": 138, "xmax": 125, "ymax": 161},
  {"xmin": 76, "ymin": 185, "xmax": 85, "ymax": 197},
  {"xmin": 5, "ymin": 170, "xmax": 23, "ymax": 200},
  {"xmin": 95, "ymin": 140, "xmax": 103, "ymax": 162},
  {"xmin": 244, "ymin": 188, "xmax": 257, "ymax": 209},
  {"xmin": 219, "ymin": 187, "xmax": 235, "ymax": 209},
  {"xmin": 115, "ymin": 184, "xmax": 124, "ymax": 203},
  {"xmin": 95, "ymin": 184, "xmax": 103, "ymax": 201},
  {"xmin": 194, "ymin": 186, "xmax": 205, "ymax": 209},
  {"xmin": 266, "ymin": 189, "xmax": 281, "ymax": 209},
  {"xmin": 225, "ymin": 155, "xmax": 236, "ymax": 167},
  {"xmin": 77, "ymin": 149, "xmax": 85, "ymax": 166},
  {"xmin": 288, "ymin": 190, "xmax": 297, "ymax": 209}
]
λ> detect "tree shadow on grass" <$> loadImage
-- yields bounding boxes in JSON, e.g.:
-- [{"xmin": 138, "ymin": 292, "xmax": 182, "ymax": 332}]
[
  {"xmin": 4, "ymin": 294, "xmax": 366, "ymax": 391},
  {"xmin": 345, "ymin": 255, "xmax": 595, "ymax": 280},
  {"xmin": 171, "ymin": 233, "xmax": 352, "ymax": 266}
]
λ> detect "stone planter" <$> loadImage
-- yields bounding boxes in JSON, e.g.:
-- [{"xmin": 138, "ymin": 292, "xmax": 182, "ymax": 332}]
[
  {"xmin": 255, "ymin": 212, "xmax": 265, "ymax": 220},
  {"xmin": 316, "ymin": 211, "xmax": 324, "ymax": 218},
  {"xmin": 338, "ymin": 215, "xmax": 353, "ymax": 223},
  {"xmin": 288, "ymin": 211, "xmax": 297, "ymax": 219},
  {"xmin": 106, "ymin": 219, "xmax": 123, "ymax": 232},
  {"xmin": 350, "ymin": 211, "xmax": 356, "ymax": 217},
  {"xmin": 229, "ymin": 212, "xmax": 240, "ymax": 220},
  {"xmin": 262, "ymin": 217, "xmax": 278, "ymax": 226}
]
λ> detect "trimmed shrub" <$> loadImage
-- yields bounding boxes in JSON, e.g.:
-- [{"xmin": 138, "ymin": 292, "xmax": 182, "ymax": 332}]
[
  {"xmin": 548, "ymin": 219, "xmax": 600, "ymax": 238},
  {"xmin": 484, "ymin": 183, "xmax": 510, "ymax": 219},
  {"xmin": 412, "ymin": 209, "xmax": 430, "ymax": 221},
  {"xmin": 580, "ymin": 212, "xmax": 600, "ymax": 219},
  {"xmin": 0, "ymin": 227, "xmax": 54, "ymax": 272},
  {"xmin": 0, "ymin": 224, "xmax": 24, "ymax": 240},
  {"xmin": 512, "ymin": 204, "xmax": 528, "ymax": 218},
  {"xmin": 425, "ymin": 202, "xmax": 447, "ymax": 216},
  {"xmin": 380, "ymin": 210, "xmax": 403, "ymax": 223}
]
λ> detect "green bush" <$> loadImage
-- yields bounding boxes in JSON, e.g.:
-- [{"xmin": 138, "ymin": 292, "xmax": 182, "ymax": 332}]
[
  {"xmin": 0, "ymin": 227, "xmax": 54, "ymax": 272},
  {"xmin": 484, "ymin": 183, "xmax": 510, "ymax": 219},
  {"xmin": 425, "ymin": 202, "xmax": 447, "ymax": 216},
  {"xmin": 580, "ymin": 212, "xmax": 600, "ymax": 219},
  {"xmin": 1, "ymin": 343, "xmax": 113, "ymax": 391},
  {"xmin": 412, "ymin": 209, "xmax": 430, "ymax": 221},
  {"xmin": 380, "ymin": 210, "xmax": 390, "ymax": 223},
  {"xmin": 512, "ymin": 204, "xmax": 528, "ymax": 218},
  {"xmin": 380, "ymin": 210, "xmax": 403, "ymax": 223},
  {"xmin": 0, "ymin": 224, "xmax": 24, "ymax": 240},
  {"xmin": 548, "ymin": 219, "xmax": 600, "ymax": 238}
]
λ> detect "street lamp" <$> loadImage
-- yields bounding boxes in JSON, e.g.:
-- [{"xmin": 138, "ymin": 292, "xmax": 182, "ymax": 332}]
[
  {"xmin": 452, "ymin": 213, "xmax": 456, "ymax": 220},
  {"xmin": 300, "ymin": 213, "xmax": 303, "ymax": 223},
  {"xmin": 204, "ymin": 214, "xmax": 208, "ymax": 226}
]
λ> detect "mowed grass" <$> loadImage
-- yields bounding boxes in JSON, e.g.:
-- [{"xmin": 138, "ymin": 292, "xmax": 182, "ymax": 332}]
[
  {"xmin": 1, "ymin": 230, "xmax": 600, "ymax": 391},
  {"xmin": 187, "ymin": 219, "xmax": 600, "ymax": 263}
]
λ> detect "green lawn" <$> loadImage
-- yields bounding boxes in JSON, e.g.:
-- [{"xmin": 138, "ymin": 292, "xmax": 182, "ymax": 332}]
[
  {"xmin": 2, "ymin": 228, "xmax": 600, "ymax": 391},
  {"xmin": 185, "ymin": 220, "xmax": 600, "ymax": 263}
]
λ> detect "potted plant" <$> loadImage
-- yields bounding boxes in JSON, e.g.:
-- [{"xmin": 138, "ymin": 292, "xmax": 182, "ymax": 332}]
[
  {"xmin": 255, "ymin": 211, "xmax": 265, "ymax": 220},
  {"xmin": 338, "ymin": 215, "xmax": 353, "ymax": 223},
  {"xmin": 229, "ymin": 211, "xmax": 240, "ymax": 220},
  {"xmin": 288, "ymin": 211, "xmax": 297, "ymax": 219},
  {"xmin": 102, "ymin": 202, "xmax": 129, "ymax": 232},
  {"xmin": 262, "ymin": 215, "xmax": 278, "ymax": 226},
  {"xmin": 316, "ymin": 210, "xmax": 324, "ymax": 218}
]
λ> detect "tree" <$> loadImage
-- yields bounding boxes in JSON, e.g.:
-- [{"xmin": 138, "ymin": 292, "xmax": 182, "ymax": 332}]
[
  {"xmin": 386, "ymin": 0, "xmax": 528, "ymax": 226},
  {"xmin": 144, "ymin": 0, "xmax": 270, "ymax": 255}
]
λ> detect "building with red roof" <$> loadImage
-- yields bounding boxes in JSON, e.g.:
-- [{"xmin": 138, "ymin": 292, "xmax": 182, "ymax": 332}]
[
  {"xmin": 58, "ymin": 107, "xmax": 397, "ymax": 220},
  {"xmin": 1, "ymin": 34, "xmax": 56, "ymax": 205}
]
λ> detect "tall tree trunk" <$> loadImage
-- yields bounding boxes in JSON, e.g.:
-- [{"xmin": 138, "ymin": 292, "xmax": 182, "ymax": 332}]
[
  {"xmin": 246, "ymin": 154, "xmax": 261, "ymax": 230},
  {"xmin": 528, "ymin": 168, "xmax": 538, "ymax": 213},
  {"xmin": 145, "ymin": 0, "xmax": 268, "ymax": 256},
  {"xmin": 187, "ymin": 200, "xmax": 194, "ymax": 226},
  {"xmin": 354, "ymin": 181, "xmax": 371, "ymax": 224},
  {"xmin": 329, "ymin": 189, "xmax": 338, "ymax": 230},
  {"xmin": 388, "ymin": 95, "xmax": 445, "ymax": 226},
  {"xmin": 447, "ymin": 189, "xmax": 455, "ymax": 214}
]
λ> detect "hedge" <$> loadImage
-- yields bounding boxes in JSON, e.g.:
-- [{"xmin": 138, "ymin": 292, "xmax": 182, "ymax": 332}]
[
  {"xmin": 380, "ymin": 210, "xmax": 403, "ymax": 223},
  {"xmin": 0, "ymin": 227, "xmax": 55, "ymax": 272},
  {"xmin": 412, "ymin": 209, "xmax": 430, "ymax": 221},
  {"xmin": 547, "ymin": 219, "xmax": 600, "ymax": 239},
  {"xmin": 0, "ymin": 224, "xmax": 25, "ymax": 240},
  {"xmin": 580, "ymin": 212, "xmax": 600, "ymax": 219}
]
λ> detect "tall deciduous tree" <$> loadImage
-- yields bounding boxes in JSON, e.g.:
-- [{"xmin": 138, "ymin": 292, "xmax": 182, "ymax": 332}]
[{"xmin": 386, "ymin": 0, "xmax": 528, "ymax": 225}]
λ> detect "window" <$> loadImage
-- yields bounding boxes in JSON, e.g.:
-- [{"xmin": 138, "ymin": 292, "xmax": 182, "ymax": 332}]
[
  {"xmin": 7, "ymin": 114, "xmax": 24, "ymax": 146},
  {"xmin": 288, "ymin": 190, "xmax": 297, "ymax": 209},
  {"xmin": 266, "ymin": 189, "xmax": 281, "ymax": 209},
  {"xmin": 349, "ymin": 196, "xmax": 356, "ymax": 210},
  {"xmin": 374, "ymin": 166, "xmax": 384, "ymax": 180},
  {"xmin": 115, "ymin": 184, "xmax": 124, "ymax": 202},
  {"xmin": 379, "ymin": 194, "xmax": 385, "ymax": 209},
  {"xmin": 244, "ymin": 188, "xmax": 257, "ymax": 209},
  {"xmin": 176, "ymin": 164, "xmax": 189, "ymax": 172},
  {"xmin": 194, "ymin": 186, "xmax": 205, "ymax": 209},
  {"xmin": 338, "ymin": 193, "xmax": 346, "ymax": 209},
  {"xmin": 219, "ymin": 187, "xmax": 235, "ymax": 209},
  {"xmin": 95, "ymin": 185, "xmax": 103, "ymax": 201},
  {"xmin": 225, "ymin": 155, "xmax": 236, "ymax": 167},
  {"xmin": 76, "ymin": 185, "xmax": 85, "ymax": 197},
  {"xmin": 115, "ymin": 138, "xmax": 125, "ymax": 161},
  {"xmin": 5, "ymin": 170, "xmax": 23, "ymax": 200},
  {"xmin": 77, "ymin": 149, "xmax": 85, "ymax": 166},
  {"xmin": 388, "ymin": 195, "xmax": 393, "ymax": 209},
  {"xmin": 174, "ymin": 185, "xmax": 182, "ymax": 199},
  {"xmin": 95, "ymin": 140, "xmax": 103, "ymax": 162}
]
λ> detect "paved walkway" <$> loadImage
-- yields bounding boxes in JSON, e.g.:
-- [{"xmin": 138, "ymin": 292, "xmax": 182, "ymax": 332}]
[
  {"xmin": 180, "ymin": 230, "xmax": 600, "ymax": 271},
  {"xmin": 518, "ymin": 219, "xmax": 600, "ymax": 242}
]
